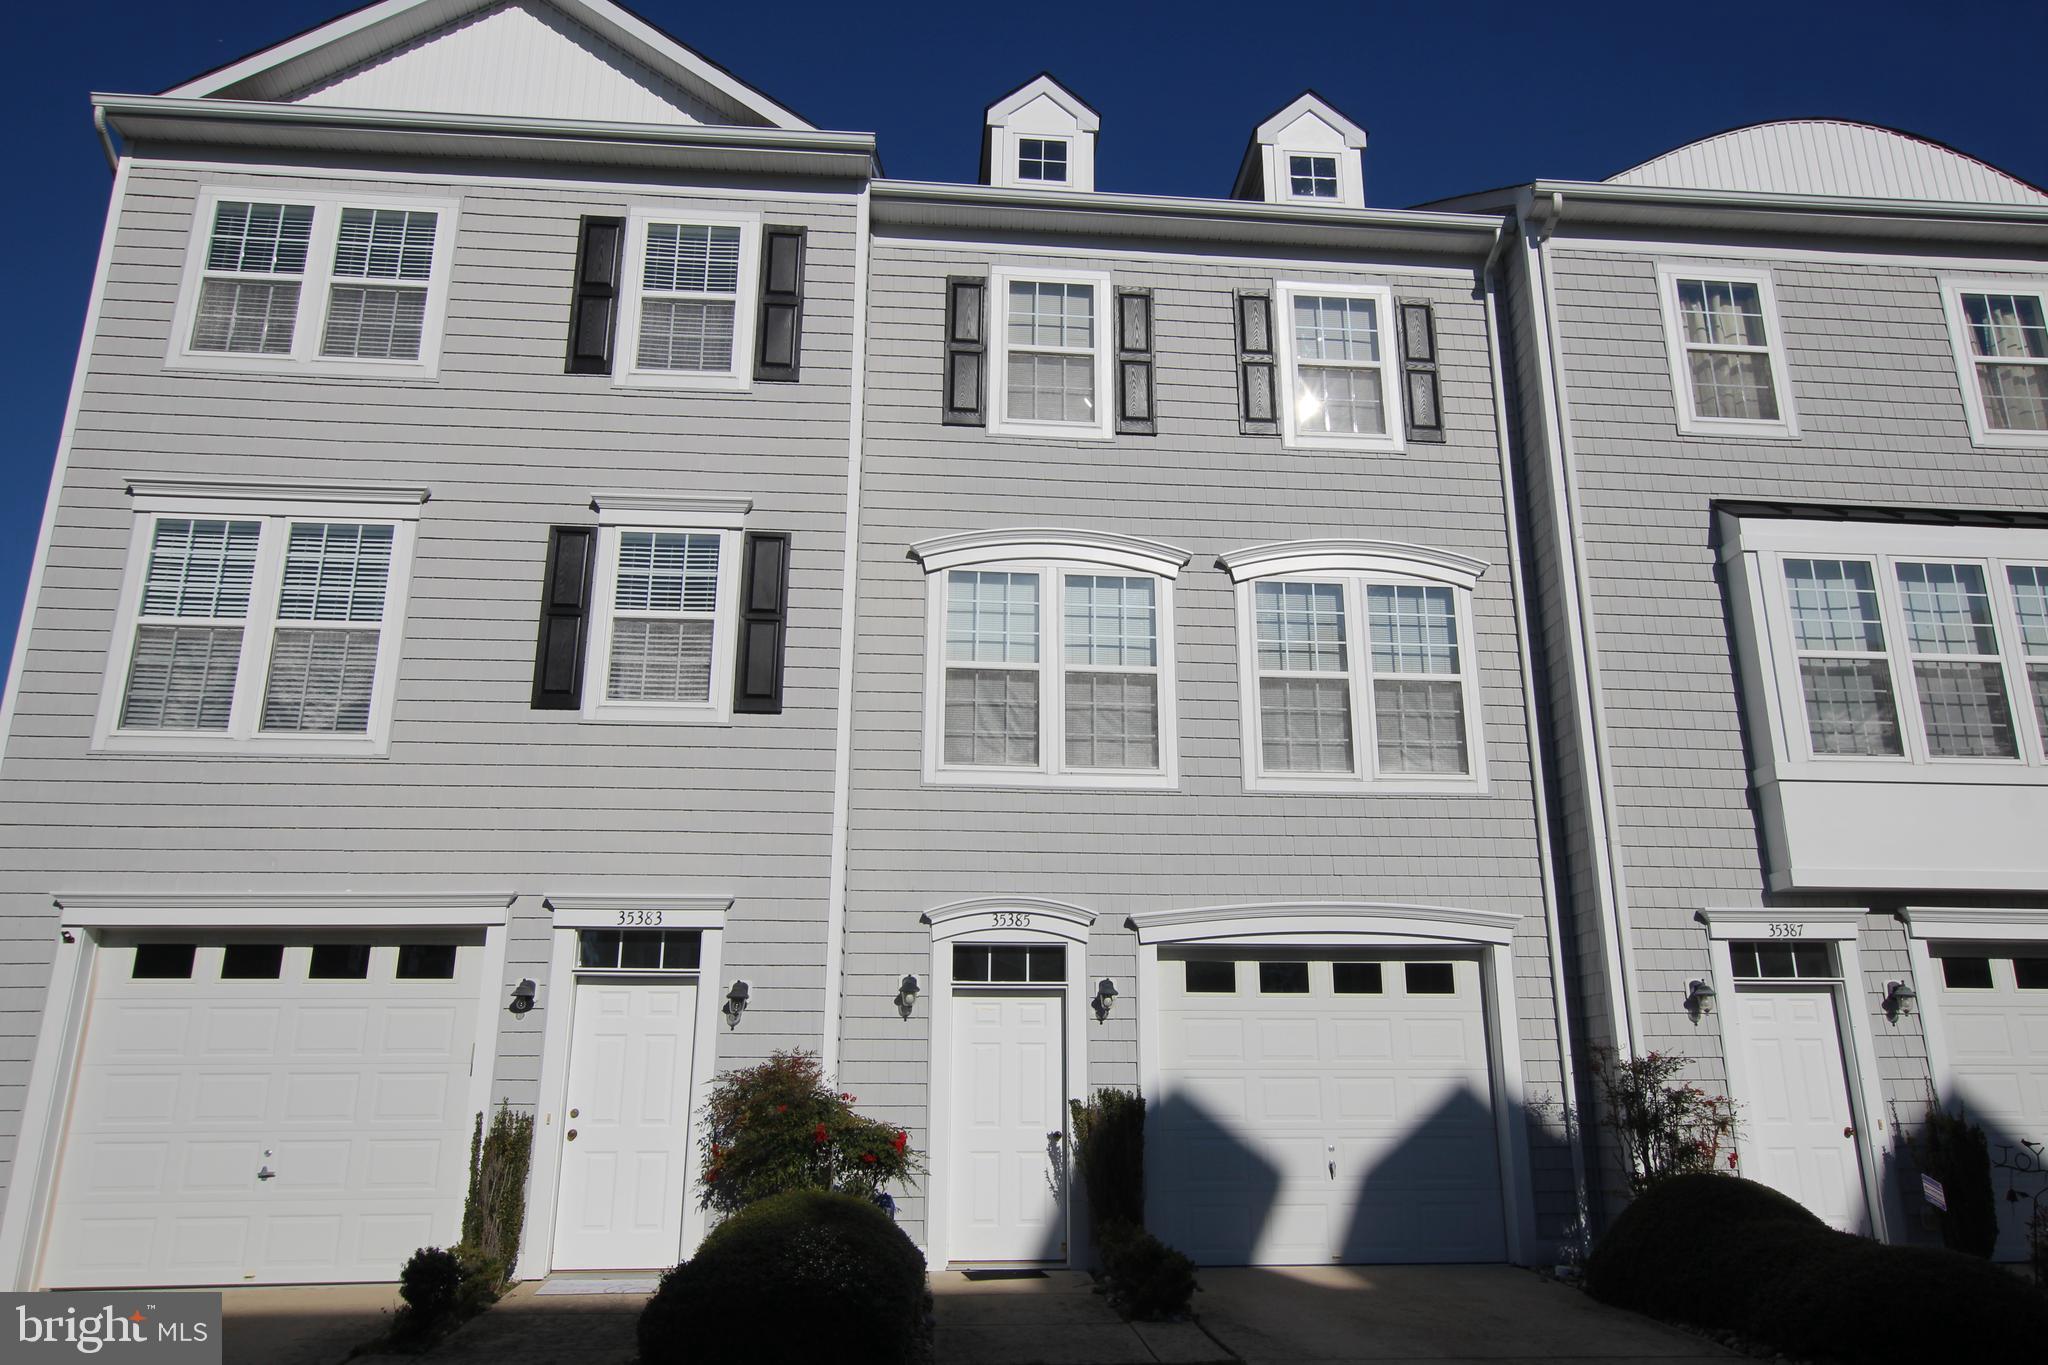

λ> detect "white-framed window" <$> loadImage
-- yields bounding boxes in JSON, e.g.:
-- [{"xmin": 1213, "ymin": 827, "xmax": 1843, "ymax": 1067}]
[
  {"xmin": 989, "ymin": 268, "xmax": 1114, "ymax": 440},
  {"xmin": 1274, "ymin": 282, "xmax": 1405, "ymax": 452},
  {"xmin": 1286, "ymin": 154, "xmax": 1339, "ymax": 199},
  {"xmin": 1938, "ymin": 279, "xmax": 2048, "ymax": 448},
  {"xmin": 910, "ymin": 529, "xmax": 1189, "ymax": 788},
  {"xmin": 615, "ymin": 209, "xmax": 761, "ymax": 391},
  {"xmin": 1730, "ymin": 518, "xmax": 2048, "ymax": 771},
  {"xmin": 1654, "ymin": 263, "xmax": 1798, "ymax": 439},
  {"xmin": 168, "ymin": 189, "xmax": 459, "ymax": 378},
  {"xmin": 1016, "ymin": 138, "xmax": 1070, "ymax": 184},
  {"xmin": 1221, "ymin": 541, "xmax": 1488, "ymax": 794},
  {"xmin": 91, "ymin": 480, "xmax": 424, "ymax": 756},
  {"xmin": 583, "ymin": 494, "xmax": 750, "ymax": 724}
]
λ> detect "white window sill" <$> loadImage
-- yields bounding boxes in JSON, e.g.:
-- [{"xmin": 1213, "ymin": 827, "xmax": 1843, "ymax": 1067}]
[
  {"xmin": 1762, "ymin": 758, "xmax": 2046, "ymax": 785},
  {"xmin": 1673, "ymin": 413, "xmax": 1800, "ymax": 440},
  {"xmin": 1964, "ymin": 429, "xmax": 2048, "ymax": 451},
  {"xmin": 1279, "ymin": 430, "xmax": 1408, "ymax": 454},
  {"xmin": 924, "ymin": 766, "xmax": 1180, "ymax": 792},
  {"xmin": 163, "ymin": 352, "xmax": 442, "ymax": 382},
  {"xmin": 578, "ymin": 705, "xmax": 733, "ymax": 726},
  {"xmin": 1244, "ymin": 772, "xmax": 1487, "ymax": 796},
  {"xmin": 611, "ymin": 369, "xmax": 753, "ymax": 393},
  {"xmin": 987, "ymin": 416, "xmax": 1114, "ymax": 441},
  {"xmin": 93, "ymin": 733, "xmax": 392, "ymax": 758}
]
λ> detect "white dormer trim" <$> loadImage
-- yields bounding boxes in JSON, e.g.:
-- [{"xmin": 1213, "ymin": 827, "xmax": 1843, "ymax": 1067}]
[
  {"xmin": 1217, "ymin": 539, "xmax": 1489, "ymax": 591},
  {"xmin": 910, "ymin": 528, "xmax": 1192, "ymax": 578},
  {"xmin": 160, "ymin": 0, "xmax": 812, "ymax": 131},
  {"xmin": 1239, "ymin": 93, "xmax": 1369, "ymax": 209},
  {"xmin": 983, "ymin": 74, "xmax": 1100, "ymax": 193}
]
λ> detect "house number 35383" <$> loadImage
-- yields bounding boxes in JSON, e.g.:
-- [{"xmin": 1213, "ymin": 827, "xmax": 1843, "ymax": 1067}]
[
  {"xmin": 991, "ymin": 912, "xmax": 1033, "ymax": 928},
  {"xmin": 616, "ymin": 909, "xmax": 664, "ymax": 926}
]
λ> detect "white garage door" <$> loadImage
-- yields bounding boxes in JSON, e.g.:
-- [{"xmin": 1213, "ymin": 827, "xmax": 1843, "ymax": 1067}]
[
  {"xmin": 42, "ymin": 934, "xmax": 483, "ymax": 1287},
  {"xmin": 1930, "ymin": 945, "xmax": 2048, "ymax": 1261},
  {"xmin": 1151, "ymin": 952, "xmax": 1505, "ymax": 1265}
]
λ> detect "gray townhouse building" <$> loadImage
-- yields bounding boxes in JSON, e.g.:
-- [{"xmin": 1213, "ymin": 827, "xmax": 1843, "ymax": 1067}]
[
  {"xmin": 1, "ymin": 0, "xmax": 2041, "ymax": 1294},
  {"xmin": 1440, "ymin": 122, "xmax": 2048, "ymax": 1257}
]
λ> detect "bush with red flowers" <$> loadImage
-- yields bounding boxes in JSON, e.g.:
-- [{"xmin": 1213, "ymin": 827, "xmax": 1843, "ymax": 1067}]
[{"xmin": 697, "ymin": 1050, "xmax": 923, "ymax": 1216}]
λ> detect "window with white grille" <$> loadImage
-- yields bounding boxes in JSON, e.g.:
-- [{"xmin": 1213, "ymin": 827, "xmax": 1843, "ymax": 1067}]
[
  {"xmin": 1226, "ymin": 546, "xmax": 1486, "ymax": 793},
  {"xmin": 172, "ymin": 190, "xmax": 455, "ymax": 375},
  {"xmin": 1941, "ymin": 281, "xmax": 2048, "ymax": 446},
  {"xmin": 1747, "ymin": 527, "xmax": 2048, "ymax": 768},
  {"xmin": 1274, "ymin": 282, "xmax": 1404, "ymax": 451},
  {"xmin": 582, "ymin": 498, "xmax": 748, "ymax": 723},
  {"xmin": 1655, "ymin": 263, "xmax": 1798, "ymax": 438},
  {"xmin": 990, "ymin": 270, "xmax": 1112, "ymax": 438},
  {"xmin": 617, "ymin": 212, "xmax": 759, "ymax": 388},
  {"xmin": 1287, "ymin": 154, "xmax": 1339, "ymax": 199},
  {"xmin": 96, "ymin": 489, "xmax": 420, "ymax": 755},
  {"xmin": 915, "ymin": 534, "xmax": 1185, "ymax": 787}
]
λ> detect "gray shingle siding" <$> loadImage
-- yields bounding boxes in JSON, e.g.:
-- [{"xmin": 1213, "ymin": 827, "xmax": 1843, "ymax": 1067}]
[
  {"xmin": 841, "ymin": 234, "xmax": 1574, "ymax": 1246},
  {"xmin": 0, "ymin": 158, "xmax": 864, "ymax": 1208}
]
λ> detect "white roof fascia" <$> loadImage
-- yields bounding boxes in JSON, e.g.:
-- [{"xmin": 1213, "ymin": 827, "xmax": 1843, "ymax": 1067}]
[
  {"xmin": 1255, "ymin": 92, "xmax": 1367, "ymax": 149},
  {"xmin": 985, "ymin": 74, "xmax": 1100, "ymax": 131},
  {"xmin": 159, "ymin": 0, "xmax": 812, "ymax": 131}
]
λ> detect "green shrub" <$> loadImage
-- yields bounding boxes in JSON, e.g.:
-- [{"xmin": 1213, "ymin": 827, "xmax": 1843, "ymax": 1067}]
[
  {"xmin": 398, "ymin": 1246, "xmax": 463, "ymax": 1319},
  {"xmin": 1070, "ymin": 1090, "xmax": 1145, "ymax": 1232},
  {"xmin": 638, "ymin": 1190, "xmax": 929, "ymax": 1365},
  {"xmin": 1916, "ymin": 1107, "xmax": 1997, "ymax": 1259},
  {"xmin": 697, "ymin": 1051, "xmax": 924, "ymax": 1215},
  {"xmin": 460, "ymin": 1102, "xmax": 535, "ymax": 1275},
  {"xmin": 1587, "ymin": 1173, "xmax": 2048, "ymax": 1365},
  {"xmin": 1096, "ymin": 1220, "xmax": 1196, "ymax": 1321}
]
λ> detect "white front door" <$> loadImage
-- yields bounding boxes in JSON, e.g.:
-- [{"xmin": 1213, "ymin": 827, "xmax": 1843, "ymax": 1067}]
[
  {"xmin": 948, "ymin": 993, "xmax": 1064, "ymax": 1263},
  {"xmin": 552, "ymin": 978, "xmax": 699, "ymax": 1270},
  {"xmin": 1734, "ymin": 988, "xmax": 1863, "ymax": 1232},
  {"xmin": 43, "ymin": 935, "xmax": 481, "ymax": 1287}
]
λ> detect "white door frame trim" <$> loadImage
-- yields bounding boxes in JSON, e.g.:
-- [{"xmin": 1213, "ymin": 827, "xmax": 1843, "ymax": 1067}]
[
  {"xmin": 520, "ymin": 897, "xmax": 729, "ymax": 1279},
  {"xmin": 923, "ymin": 897, "xmax": 1094, "ymax": 1270},
  {"xmin": 1897, "ymin": 907, "xmax": 2048, "ymax": 1126},
  {"xmin": 0, "ymin": 894, "xmax": 514, "ymax": 1290},
  {"xmin": 1698, "ymin": 908, "xmax": 1893, "ymax": 1241},
  {"xmin": 1128, "ymin": 900, "xmax": 1534, "ymax": 1266}
]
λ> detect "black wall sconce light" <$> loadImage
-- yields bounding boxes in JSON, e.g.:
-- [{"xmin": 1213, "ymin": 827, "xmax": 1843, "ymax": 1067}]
[
  {"xmin": 1882, "ymin": 980, "xmax": 1917, "ymax": 1021},
  {"xmin": 723, "ymin": 979, "xmax": 751, "ymax": 1028},
  {"xmin": 894, "ymin": 974, "xmax": 920, "ymax": 1020},
  {"xmin": 1683, "ymin": 978, "xmax": 1716, "ymax": 1020},
  {"xmin": 509, "ymin": 978, "xmax": 537, "ymax": 1015},
  {"xmin": 1092, "ymin": 978, "xmax": 1118, "ymax": 1021}
]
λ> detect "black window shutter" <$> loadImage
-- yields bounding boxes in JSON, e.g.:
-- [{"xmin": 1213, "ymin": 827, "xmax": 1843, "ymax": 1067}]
[
  {"xmin": 754, "ymin": 226, "xmax": 806, "ymax": 382},
  {"xmin": 531, "ymin": 526, "xmax": 596, "ymax": 709},
  {"xmin": 1399, "ymin": 300, "xmax": 1445, "ymax": 443},
  {"xmin": 1116, "ymin": 289, "xmax": 1156, "ymax": 435},
  {"xmin": 942, "ymin": 276, "xmax": 987, "ymax": 426},
  {"xmin": 564, "ymin": 217, "xmax": 624, "ymax": 375},
  {"xmin": 1235, "ymin": 292, "xmax": 1279, "ymax": 436},
  {"xmin": 733, "ymin": 531, "xmax": 792, "ymax": 715}
]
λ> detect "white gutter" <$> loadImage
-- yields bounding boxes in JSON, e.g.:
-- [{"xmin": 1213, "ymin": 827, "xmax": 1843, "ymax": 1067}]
[
  {"xmin": 1478, "ymin": 222, "xmax": 1591, "ymax": 1241},
  {"xmin": 1520, "ymin": 191, "xmax": 1641, "ymax": 1058},
  {"xmin": 92, "ymin": 106, "xmax": 118, "ymax": 174},
  {"xmin": 819, "ymin": 184, "xmax": 872, "ymax": 1080}
]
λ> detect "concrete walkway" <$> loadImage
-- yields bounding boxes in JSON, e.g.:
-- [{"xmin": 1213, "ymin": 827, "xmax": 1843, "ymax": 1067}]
[
  {"xmin": 220, "ymin": 1284, "xmax": 401, "ymax": 1365},
  {"xmin": 932, "ymin": 1270, "xmax": 1228, "ymax": 1365},
  {"xmin": 1192, "ymin": 1266, "xmax": 1737, "ymax": 1364}
]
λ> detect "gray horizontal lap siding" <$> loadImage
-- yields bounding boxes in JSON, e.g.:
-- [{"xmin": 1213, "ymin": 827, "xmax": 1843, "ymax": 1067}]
[
  {"xmin": 0, "ymin": 160, "xmax": 862, "ymax": 1209},
  {"xmin": 844, "ymin": 237, "xmax": 1573, "ymax": 1247},
  {"xmin": 1543, "ymin": 243, "xmax": 2048, "ymax": 1180}
]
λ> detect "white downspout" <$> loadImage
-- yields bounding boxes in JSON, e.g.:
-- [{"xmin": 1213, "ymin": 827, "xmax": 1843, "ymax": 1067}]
[
  {"xmin": 1526, "ymin": 190, "xmax": 1643, "ymax": 1057},
  {"xmin": 819, "ymin": 182, "xmax": 872, "ymax": 1081},
  {"xmin": 1480, "ymin": 222, "xmax": 1592, "ymax": 1247}
]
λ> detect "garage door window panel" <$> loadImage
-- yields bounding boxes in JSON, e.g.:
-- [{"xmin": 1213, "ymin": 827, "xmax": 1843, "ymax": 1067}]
[
  {"xmin": 397, "ymin": 944, "xmax": 458, "ymax": 980},
  {"xmin": 1258, "ymin": 961, "xmax": 1310, "ymax": 994},
  {"xmin": 1184, "ymin": 959, "xmax": 1236, "ymax": 994},
  {"xmin": 1941, "ymin": 955, "xmax": 1995, "ymax": 989},
  {"xmin": 132, "ymin": 943, "xmax": 197, "ymax": 979},
  {"xmin": 221, "ymin": 944, "xmax": 284, "ymax": 979},
  {"xmin": 1333, "ymin": 962, "xmax": 1383, "ymax": 994},
  {"xmin": 309, "ymin": 944, "xmax": 372, "ymax": 979},
  {"xmin": 2013, "ymin": 957, "xmax": 2048, "ymax": 989}
]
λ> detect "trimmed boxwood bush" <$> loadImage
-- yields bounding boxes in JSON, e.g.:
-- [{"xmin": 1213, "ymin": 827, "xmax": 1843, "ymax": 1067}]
[
  {"xmin": 1070, "ymin": 1090, "xmax": 1145, "ymax": 1230},
  {"xmin": 638, "ymin": 1189, "xmax": 928, "ymax": 1365},
  {"xmin": 1587, "ymin": 1173, "xmax": 2048, "ymax": 1365},
  {"xmin": 1096, "ymin": 1219, "xmax": 1196, "ymax": 1320}
]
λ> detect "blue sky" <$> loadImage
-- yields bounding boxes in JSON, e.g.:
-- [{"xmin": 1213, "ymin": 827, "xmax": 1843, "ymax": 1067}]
[{"xmin": 2, "ymin": 0, "xmax": 2045, "ymax": 681}]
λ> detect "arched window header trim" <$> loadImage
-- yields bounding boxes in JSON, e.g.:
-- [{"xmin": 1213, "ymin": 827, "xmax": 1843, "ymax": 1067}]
[
  {"xmin": 910, "ymin": 528, "xmax": 1193, "ymax": 578},
  {"xmin": 1217, "ymin": 539, "xmax": 1488, "ymax": 591}
]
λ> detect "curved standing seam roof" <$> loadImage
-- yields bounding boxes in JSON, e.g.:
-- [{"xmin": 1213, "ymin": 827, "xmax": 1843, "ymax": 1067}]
[{"xmin": 1607, "ymin": 119, "xmax": 2048, "ymax": 205}]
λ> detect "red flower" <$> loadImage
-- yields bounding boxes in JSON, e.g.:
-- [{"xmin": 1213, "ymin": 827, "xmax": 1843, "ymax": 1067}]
[
  {"xmin": 813, "ymin": 1123, "xmax": 829, "ymax": 1145},
  {"xmin": 840, "ymin": 1092, "xmax": 855, "ymax": 1102},
  {"xmin": 775, "ymin": 1104, "xmax": 787, "ymax": 1114},
  {"xmin": 891, "ymin": 1131, "xmax": 908, "ymax": 1153},
  {"xmin": 861, "ymin": 1152, "xmax": 877, "ymax": 1164},
  {"xmin": 1727, "ymin": 1152, "xmax": 1740, "ymax": 1168},
  {"xmin": 706, "ymin": 1167, "xmax": 721, "ymax": 1183}
]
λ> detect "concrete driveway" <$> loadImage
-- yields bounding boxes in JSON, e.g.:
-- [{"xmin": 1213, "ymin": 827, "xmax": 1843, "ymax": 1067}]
[
  {"xmin": 1193, "ymin": 1266, "xmax": 1735, "ymax": 1364},
  {"xmin": 220, "ymin": 1284, "xmax": 401, "ymax": 1365}
]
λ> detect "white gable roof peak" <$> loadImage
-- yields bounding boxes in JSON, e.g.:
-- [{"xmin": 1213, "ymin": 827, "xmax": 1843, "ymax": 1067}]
[
  {"xmin": 161, "ymin": 0, "xmax": 812, "ymax": 131},
  {"xmin": 1233, "ymin": 91, "xmax": 1369, "ymax": 208},
  {"xmin": 1608, "ymin": 120, "xmax": 2048, "ymax": 206},
  {"xmin": 981, "ymin": 73, "xmax": 1100, "ymax": 192}
]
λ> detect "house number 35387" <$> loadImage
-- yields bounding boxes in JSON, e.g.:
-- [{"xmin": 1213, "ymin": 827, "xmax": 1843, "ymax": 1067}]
[
  {"xmin": 1766, "ymin": 921, "xmax": 1803, "ymax": 938},
  {"xmin": 991, "ymin": 912, "xmax": 1032, "ymax": 929}
]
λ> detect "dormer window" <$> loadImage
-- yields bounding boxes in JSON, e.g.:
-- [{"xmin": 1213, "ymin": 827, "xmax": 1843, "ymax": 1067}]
[
  {"xmin": 1288, "ymin": 155, "xmax": 1339, "ymax": 199},
  {"xmin": 1018, "ymin": 139, "xmax": 1070, "ymax": 184}
]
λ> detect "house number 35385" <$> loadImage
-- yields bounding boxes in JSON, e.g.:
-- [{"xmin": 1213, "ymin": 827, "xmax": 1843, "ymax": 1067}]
[{"xmin": 991, "ymin": 912, "xmax": 1033, "ymax": 929}]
